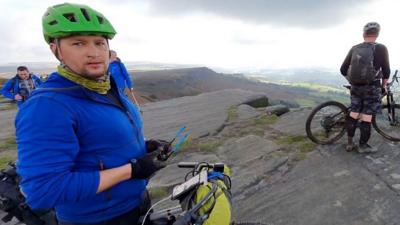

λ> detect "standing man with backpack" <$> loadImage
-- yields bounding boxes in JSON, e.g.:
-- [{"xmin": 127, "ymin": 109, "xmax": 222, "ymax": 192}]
[
  {"xmin": 340, "ymin": 22, "xmax": 391, "ymax": 153},
  {"xmin": 1, "ymin": 66, "xmax": 42, "ymax": 107}
]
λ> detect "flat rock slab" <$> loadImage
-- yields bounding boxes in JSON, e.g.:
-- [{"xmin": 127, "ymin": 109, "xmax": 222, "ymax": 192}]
[
  {"xmin": 0, "ymin": 109, "xmax": 17, "ymax": 142},
  {"xmin": 218, "ymin": 135, "xmax": 280, "ymax": 166},
  {"xmin": 272, "ymin": 107, "xmax": 312, "ymax": 136},
  {"xmin": 233, "ymin": 140, "xmax": 400, "ymax": 225},
  {"xmin": 231, "ymin": 156, "xmax": 288, "ymax": 196},
  {"xmin": 237, "ymin": 104, "xmax": 261, "ymax": 120},
  {"xmin": 142, "ymin": 89, "xmax": 266, "ymax": 139}
]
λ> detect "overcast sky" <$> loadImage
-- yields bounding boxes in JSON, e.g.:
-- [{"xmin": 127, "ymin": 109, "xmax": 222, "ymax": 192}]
[{"xmin": 0, "ymin": 0, "xmax": 399, "ymax": 70}]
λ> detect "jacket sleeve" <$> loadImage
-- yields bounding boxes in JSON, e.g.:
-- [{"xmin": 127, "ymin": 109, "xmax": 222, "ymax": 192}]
[
  {"xmin": 32, "ymin": 74, "xmax": 42, "ymax": 86},
  {"xmin": 16, "ymin": 96, "xmax": 100, "ymax": 209},
  {"xmin": 340, "ymin": 48, "xmax": 352, "ymax": 76},
  {"xmin": 380, "ymin": 45, "xmax": 390, "ymax": 79},
  {"xmin": 121, "ymin": 63, "xmax": 134, "ymax": 88},
  {"xmin": 1, "ymin": 79, "xmax": 15, "ymax": 99}
]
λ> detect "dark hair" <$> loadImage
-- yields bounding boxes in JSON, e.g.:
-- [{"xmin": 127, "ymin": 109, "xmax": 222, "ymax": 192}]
[{"xmin": 17, "ymin": 66, "xmax": 29, "ymax": 71}]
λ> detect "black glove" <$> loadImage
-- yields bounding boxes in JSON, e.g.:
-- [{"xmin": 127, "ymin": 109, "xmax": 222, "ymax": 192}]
[
  {"xmin": 145, "ymin": 139, "xmax": 171, "ymax": 153},
  {"xmin": 130, "ymin": 151, "xmax": 166, "ymax": 179}
]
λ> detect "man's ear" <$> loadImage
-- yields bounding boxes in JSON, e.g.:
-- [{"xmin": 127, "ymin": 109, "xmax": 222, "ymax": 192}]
[
  {"xmin": 50, "ymin": 43, "xmax": 57, "ymax": 54},
  {"xmin": 50, "ymin": 43, "xmax": 62, "ymax": 61}
]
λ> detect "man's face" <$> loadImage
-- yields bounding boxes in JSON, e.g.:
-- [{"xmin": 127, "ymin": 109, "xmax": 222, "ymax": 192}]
[
  {"xmin": 52, "ymin": 35, "xmax": 110, "ymax": 80},
  {"xmin": 17, "ymin": 70, "xmax": 29, "ymax": 80},
  {"xmin": 110, "ymin": 51, "xmax": 117, "ymax": 61}
]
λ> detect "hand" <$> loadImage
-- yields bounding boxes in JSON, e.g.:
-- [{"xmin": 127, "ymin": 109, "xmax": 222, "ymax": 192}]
[
  {"xmin": 14, "ymin": 94, "xmax": 23, "ymax": 101},
  {"xmin": 145, "ymin": 139, "xmax": 171, "ymax": 153},
  {"xmin": 130, "ymin": 152, "xmax": 166, "ymax": 179}
]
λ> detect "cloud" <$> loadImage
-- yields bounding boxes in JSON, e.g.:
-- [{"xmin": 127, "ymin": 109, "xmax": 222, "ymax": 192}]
[{"xmin": 145, "ymin": 0, "xmax": 376, "ymax": 28}]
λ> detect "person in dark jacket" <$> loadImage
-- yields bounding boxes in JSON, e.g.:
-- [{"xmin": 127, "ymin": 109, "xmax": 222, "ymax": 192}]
[
  {"xmin": 1, "ymin": 66, "xmax": 41, "ymax": 107},
  {"xmin": 16, "ymin": 3, "xmax": 165, "ymax": 224},
  {"xmin": 340, "ymin": 22, "xmax": 390, "ymax": 153}
]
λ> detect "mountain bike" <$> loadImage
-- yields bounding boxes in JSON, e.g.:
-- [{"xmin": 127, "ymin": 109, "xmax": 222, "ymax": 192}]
[
  {"xmin": 306, "ymin": 70, "xmax": 399, "ymax": 144},
  {"xmin": 0, "ymin": 161, "xmax": 267, "ymax": 225},
  {"xmin": 141, "ymin": 161, "xmax": 267, "ymax": 225}
]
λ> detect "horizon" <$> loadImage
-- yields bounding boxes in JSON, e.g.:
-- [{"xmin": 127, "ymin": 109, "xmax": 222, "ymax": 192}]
[{"xmin": 1, "ymin": 0, "xmax": 399, "ymax": 70}]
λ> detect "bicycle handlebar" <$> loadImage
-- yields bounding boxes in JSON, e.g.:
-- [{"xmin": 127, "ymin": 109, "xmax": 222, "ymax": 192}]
[
  {"xmin": 177, "ymin": 162, "xmax": 226, "ymax": 174},
  {"xmin": 388, "ymin": 70, "xmax": 398, "ymax": 88},
  {"xmin": 178, "ymin": 162, "xmax": 224, "ymax": 168}
]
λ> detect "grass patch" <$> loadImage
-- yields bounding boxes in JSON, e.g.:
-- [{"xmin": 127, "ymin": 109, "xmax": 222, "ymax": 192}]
[
  {"xmin": 276, "ymin": 134, "xmax": 317, "ymax": 163},
  {"xmin": 254, "ymin": 114, "xmax": 279, "ymax": 125},
  {"xmin": 295, "ymin": 98, "xmax": 316, "ymax": 107},
  {"xmin": 199, "ymin": 140, "xmax": 222, "ymax": 152},
  {"xmin": 0, "ymin": 155, "xmax": 16, "ymax": 170},
  {"xmin": 0, "ymin": 103, "xmax": 17, "ymax": 111},
  {"xmin": 227, "ymin": 106, "xmax": 238, "ymax": 121},
  {"xmin": 277, "ymin": 135, "xmax": 307, "ymax": 145},
  {"xmin": 237, "ymin": 126, "xmax": 265, "ymax": 137},
  {"xmin": 148, "ymin": 186, "xmax": 171, "ymax": 200},
  {"xmin": 298, "ymin": 141, "xmax": 317, "ymax": 153},
  {"xmin": 0, "ymin": 137, "xmax": 17, "ymax": 150}
]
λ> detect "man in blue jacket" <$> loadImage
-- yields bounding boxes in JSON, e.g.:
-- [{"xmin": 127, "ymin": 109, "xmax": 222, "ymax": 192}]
[
  {"xmin": 109, "ymin": 50, "xmax": 134, "ymax": 92},
  {"xmin": 16, "ymin": 3, "xmax": 165, "ymax": 224},
  {"xmin": 1, "ymin": 66, "xmax": 41, "ymax": 107},
  {"xmin": 109, "ymin": 50, "xmax": 142, "ymax": 111}
]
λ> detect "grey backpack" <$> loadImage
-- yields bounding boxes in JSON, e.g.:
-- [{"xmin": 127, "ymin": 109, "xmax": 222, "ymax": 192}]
[{"xmin": 347, "ymin": 43, "xmax": 381, "ymax": 85}]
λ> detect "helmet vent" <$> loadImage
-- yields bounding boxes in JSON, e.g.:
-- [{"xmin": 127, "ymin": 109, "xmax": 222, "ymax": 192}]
[
  {"xmin": 80, "ymin": 8, "xmax": 91, "ymax": 21},
  {"xmin": 97, "ymin": 16, "xmax": 104, "ymax": 24},
  {"xmin": 49, "ymin": 20, "xmax": 58, "ymax": 26},
  {"xmin": 63, "ymin": 13, "xmax": 77, "ymax": 22}
]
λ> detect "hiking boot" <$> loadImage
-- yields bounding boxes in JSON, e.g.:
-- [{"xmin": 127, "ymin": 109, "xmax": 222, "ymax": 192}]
[
  {"xmin": 357, "ymin": 143, "xmax": 378, "ymax": 153},
  {"xmin": 345, "ymin": 142, "xmax": 357, "ymax": 152},
  {"xmin": 346, "ymin": 136, "xmax": 357, "ymax": 152}
]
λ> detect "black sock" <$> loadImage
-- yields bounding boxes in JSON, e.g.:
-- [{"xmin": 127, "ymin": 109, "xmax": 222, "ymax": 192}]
[
  {"xmin": 346, "ymin": 116, "xmax": 358, "ymax": 138},
  {"xmin": 360, "ymin": 121, "xmax": 371, "ymax": 145}
]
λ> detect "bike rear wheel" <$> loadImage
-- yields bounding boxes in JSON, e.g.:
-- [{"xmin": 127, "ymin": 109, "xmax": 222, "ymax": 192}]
[
  {"xmin": 373, "ymin": 104, "xmax": 400, "ymax": 142},
  {"xmin": 306, "ymin": 101, "xmax": 348, "ymax": 144}
]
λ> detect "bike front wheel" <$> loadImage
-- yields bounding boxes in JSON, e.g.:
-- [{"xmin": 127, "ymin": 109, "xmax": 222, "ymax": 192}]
[
  {"xmin": 373, "ymin": 104, "xmax": 400, "ymax": 142},
  {"xmin": 305, "ymin": 101, "xmax": 348, "ymax": 144}
]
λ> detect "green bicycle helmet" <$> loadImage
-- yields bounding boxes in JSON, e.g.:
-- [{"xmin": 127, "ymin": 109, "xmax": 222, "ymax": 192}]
[{"xmin": 42, "ymin": 3, "xmax": 116, "ymax": 43}]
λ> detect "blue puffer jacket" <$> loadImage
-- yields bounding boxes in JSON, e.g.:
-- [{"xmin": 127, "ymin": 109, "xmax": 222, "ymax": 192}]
[
  {"xmin": 1, "ymin": 74, "xmax": 42, "ymax": 107},
  {"xmin": 109, "ymin": 60, "xmax": 133, "ymax": 91},
  {"xmin": 16, "ymin": 73, "xmax": 147, "ymax": 223}
]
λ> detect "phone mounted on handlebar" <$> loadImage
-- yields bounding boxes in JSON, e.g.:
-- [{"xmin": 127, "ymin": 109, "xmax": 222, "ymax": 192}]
[{"xmin": 157, "ymin": 126, "xmax": 190, "ymax": 161}]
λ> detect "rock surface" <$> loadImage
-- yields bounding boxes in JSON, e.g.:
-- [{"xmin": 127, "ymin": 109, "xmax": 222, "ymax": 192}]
[
  {"xmin": 237, "ymin": 104, "xmax": 261, "ymax": 120},
  {"xmin": 0, "ymin": 108, "xmax": 17, "ymax": 142},
  {"xmin": 141, "ymin": 89, "xmax": 266, "ymax": 139},
  {"xmin": 265, "ymin": 104, "xmax": 290, "ymax": 116},
  {"xmin": 3, "ymin": 88, "xmax": 400, "ymax": 225},
  {"xmin": 272, "ymin": 107, "xmax": 312, "ymax": 136}
]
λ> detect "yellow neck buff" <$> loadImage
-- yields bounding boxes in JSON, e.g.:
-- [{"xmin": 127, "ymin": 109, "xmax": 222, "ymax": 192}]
[{"xmin": 57, "ymin": 65, "xmax": 110, "ymax": 94}]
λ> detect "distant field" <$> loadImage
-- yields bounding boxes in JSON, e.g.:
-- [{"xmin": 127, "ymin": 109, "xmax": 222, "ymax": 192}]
[{"xmin": 255, "ymin": 78, "xmax": 349, "ymax": 107}]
